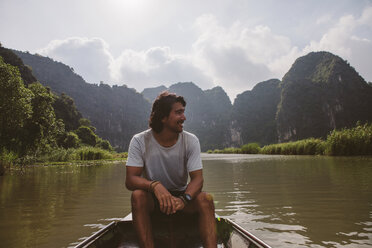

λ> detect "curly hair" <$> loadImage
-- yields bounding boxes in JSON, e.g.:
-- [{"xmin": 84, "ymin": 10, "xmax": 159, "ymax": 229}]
[{"xmin": 149, "ymin": 91, "xmax": 186, "ymax": 133}]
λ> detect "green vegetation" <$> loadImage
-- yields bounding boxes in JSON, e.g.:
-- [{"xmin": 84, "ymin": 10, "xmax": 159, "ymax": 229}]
[
  {"xmin": 277, "ymin": 52, "xmax": 372, "ymax": 142},
  {"xmin": 13, "ymin": 49, "xmax": 372, "ymax": 152},
  {"xmin": 241, "ymin": 143, "xmax": 261, "ymax": 154},
  {"xmin": 38, "ymin": 147, "xmax": 126, "ymax": 162},
  {"xmin": 260, "ymin": 138, "xmax": 325, "ymax": 155},
  {"xmin": 207, "ymin": 147, "xmax": 241, "ymax": 154},
  {"xmin": 209, "ymin": 123, "xmax": 372, "ymax": 156},
  {"xmin": 0, "ymin": 148, "xmax": 18, "ymax": 175},
  {"xmin": 325, "ymin": 122, "xmax": 372, "ymax": 156},
  {"xmin": 14, "ymin": 49, "xmax": 151, "ymax": 152},
  {"xmin": 0, "ymin": 50, "xmax": 121, "ymax": 174},
  {"xmin": 3, "ymin": 46, "xmax": 372, "ymax": 165},
  {"xmin": 207, "ymin": 143, "xmax": 261, "ymax": 154}
]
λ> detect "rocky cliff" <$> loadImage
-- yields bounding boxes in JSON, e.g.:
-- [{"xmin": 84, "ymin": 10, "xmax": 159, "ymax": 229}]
[
  {"xmin": 231, "ymin": 79, "xmax": 281, "ymax": 146},
  {"xmin": 277, "ymin": 51, "xmax": 372, "ymax": 142}
]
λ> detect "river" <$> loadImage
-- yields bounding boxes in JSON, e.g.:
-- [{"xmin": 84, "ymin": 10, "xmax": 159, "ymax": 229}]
[{"xmin": 0, "ymin": 154, "xmax": 371, "ymax": 247}]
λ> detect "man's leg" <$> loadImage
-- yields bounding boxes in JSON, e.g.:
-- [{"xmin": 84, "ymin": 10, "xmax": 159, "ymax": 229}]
[
  {"xmin": 131, "ymin": 189, "xmax": 155, "ymax": 248},
  {"xmin": 184, "ymin": 192, "xmax": 217, "ymax": 248}
]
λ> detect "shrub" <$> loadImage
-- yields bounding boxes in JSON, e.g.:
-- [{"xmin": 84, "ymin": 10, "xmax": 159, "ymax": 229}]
[
  {"xmin": 61, "ymin": 132, "xmax": 80, "ymax": 148},
  {"xmin": 38, "ymin": 148, "xmax": 79, "ymax": 162},
  {"xmin": 75, "ymin": 126, "xmax": 97, "ymax": 146},
  {"xmin": 325, "ymin": 123, "xmax": 372, "ymax": 156},
  {"xmin": 241, "ymin": 143, "xmax": 261, "ymax": 154},
  {"xmin": 0, "ymin": 148, "xmax": 18, "ymax": 174},
  {"xmin": 222, "ymin": 147, "xmax": 240, "ymax": 153},
  {"xmin": 261, "ymin": 138, "xmax": 325, "ymax": 155},
  {"xmin": 96, "ymin": 138, "xmax": 113, "ymax": 151},
  {"xmin": 74, "ymin": 147, "xmax": 113, "ymax": 160},
  {"xmin": 113, "ymin": 152, "xmax": 128, "ymax": 159}
]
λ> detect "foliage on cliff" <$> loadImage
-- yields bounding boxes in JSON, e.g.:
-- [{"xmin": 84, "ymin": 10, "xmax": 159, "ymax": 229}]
[{"xmin": 277, "ymin": 51, "xmax": 372, "ymax": 142}]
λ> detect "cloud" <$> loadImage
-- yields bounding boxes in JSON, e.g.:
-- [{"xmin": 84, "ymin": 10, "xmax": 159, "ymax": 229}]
[
  {"xmin": 38, "ymin": 15, "xmax": 300, "ymax": 101},
  {"xmin": 303, "ymin": 6, "xmax": 372, "ymax": 82},
  {"xmin": 111, "ymin": 46, "xmax": 213, "ymax": 90},
  {"xmin": 316, "ymin": 14, "xmax": 333, "ymax": 25},
  {"xmin": 39, "ymin": 37, "xmax": 114, "ymax": 84},
  {"xmin": 191, "ymin": 14, "xmax": 295, "ymax": 99},
  {"xmin": 40, "ymin": 37, "xmax": 213, "ymax": 91},
  {"xmin": 38, "ymin": 6, "xmax": 372, "ymax": 102}
]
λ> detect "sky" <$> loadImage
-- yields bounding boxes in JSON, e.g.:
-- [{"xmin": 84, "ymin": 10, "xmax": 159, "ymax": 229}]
[{"xmin": 1, "ymin": 0, "xmax": 372, "ymax": 101}]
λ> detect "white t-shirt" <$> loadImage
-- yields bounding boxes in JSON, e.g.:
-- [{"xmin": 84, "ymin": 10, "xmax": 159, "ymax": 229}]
[{"xmin": 126, "ymin": 129, "xmax": 203, "ymax": 191}]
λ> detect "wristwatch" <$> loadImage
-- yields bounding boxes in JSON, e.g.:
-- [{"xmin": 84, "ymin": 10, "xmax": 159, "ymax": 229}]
[
  {"xmin": 179, "ymin": 193, "xmax": 192, "ymax": 205},
  {"xmin": 184, "ymin": 193, "xmax": 192, "ymax": 203}
]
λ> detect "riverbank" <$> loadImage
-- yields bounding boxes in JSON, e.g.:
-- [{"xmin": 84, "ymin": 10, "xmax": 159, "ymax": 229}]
[
  {"xmin": 0, "ymin": 147, "xmax": 128, "ymax": 175},
  {"xmin": 208, "ymin": 122, "xmax": 372, "ymax": 156}
]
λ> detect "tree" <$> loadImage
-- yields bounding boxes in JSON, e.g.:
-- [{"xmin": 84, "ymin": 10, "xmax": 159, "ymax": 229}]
[
  {"xmin": 0, "ymin": 57, "xmax": 33, "ymax": 153},
  {"xmin": 21, "ymin": 83, "xmax": 64, "ymax": 156},
  {"xmin": 75, "ymin": 126, "xmax": 97, "ymax": 146},
  {"xmin": 59, "ymin": 131, "xmax": 80, "ymax": 149},
  {"xmin": 96, "ymin": 138, "xmax": 113, "ymax": 151},
  {"xmin": 53, "ymin": 93, "xmax": 82, "ymax": 131},
  {"xmin": 79, "ymin": 118, "xmax": 96, "ymax": 132}
]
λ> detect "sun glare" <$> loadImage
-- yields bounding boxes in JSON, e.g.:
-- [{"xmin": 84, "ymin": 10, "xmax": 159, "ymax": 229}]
[{"xmin": 109, "ymin": 0, "xmax": 146, "ymax": 12}]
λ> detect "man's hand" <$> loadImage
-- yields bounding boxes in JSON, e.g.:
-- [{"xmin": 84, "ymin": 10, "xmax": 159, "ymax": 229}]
[
  {"xmin": 173, "ymin": 196, "xmax": 186, "ymax": 211},
  {"xmin": 153, "ymin": 183, "xmax": 177, "ymax": 215}
]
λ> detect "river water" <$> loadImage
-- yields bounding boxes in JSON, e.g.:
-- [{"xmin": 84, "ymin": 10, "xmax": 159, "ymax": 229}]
[{"xmin": 0, "ymin": 154, "xmax": 371, "ymax": 248}]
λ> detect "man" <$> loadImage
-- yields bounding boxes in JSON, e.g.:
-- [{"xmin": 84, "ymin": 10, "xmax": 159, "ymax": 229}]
[{"xmin": 125, "ymin": 91, "xmax": 217, "ymax": 248}]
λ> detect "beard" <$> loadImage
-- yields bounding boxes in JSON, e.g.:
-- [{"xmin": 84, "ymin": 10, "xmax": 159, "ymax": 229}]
[{"xmin": 164, "ymin": 121, "xmax": 184, "ymax": 133}]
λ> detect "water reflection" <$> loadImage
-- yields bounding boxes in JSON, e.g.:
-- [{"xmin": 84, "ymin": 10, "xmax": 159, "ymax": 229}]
[
  {"xmin": 0, "ymin": 162, "xmax": 130, "ymax": 248},
  {"xmin": 202, "ymin": 154, "xmax": 372, "ymax": 248},
  {"xmin": 0, "ymin": 155, "xmax": 371, "ymax": 248}
]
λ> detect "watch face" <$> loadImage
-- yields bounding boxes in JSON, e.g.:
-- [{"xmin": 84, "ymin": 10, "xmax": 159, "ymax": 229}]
[{"xmin": 185, "ymin": 194, "xmax": 192, "ymax": 201}]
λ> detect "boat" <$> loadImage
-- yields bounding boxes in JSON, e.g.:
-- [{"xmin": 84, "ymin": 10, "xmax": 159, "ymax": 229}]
[{"xmin": 74, "ymin": 212, "xmax": 272, "ymax": 248}]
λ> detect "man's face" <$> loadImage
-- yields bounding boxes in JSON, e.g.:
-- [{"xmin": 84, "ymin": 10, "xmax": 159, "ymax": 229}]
[{"xmin": 162, "ymin": 102, "xmax": 186, "ymax": 133}]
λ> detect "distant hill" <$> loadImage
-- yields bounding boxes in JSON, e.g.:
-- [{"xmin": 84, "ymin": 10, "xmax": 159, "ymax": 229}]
[
  {"xmin": 142, "ymin": 85, "xmax": 167, "ymax": 103},
  {"xmin": 232, "ymin": 79, "xmax": 281, "ymax": 146},
  {"xmin": 14, "ymin": 50, "xmax": 150, "ymax": 151},
  {"xmin": 13, "ymin": 49, "xmax": 372, "ymax": 150},
  {"xmin": 277, "ymin": 51, "xmax": 372, "ymax": 142}
]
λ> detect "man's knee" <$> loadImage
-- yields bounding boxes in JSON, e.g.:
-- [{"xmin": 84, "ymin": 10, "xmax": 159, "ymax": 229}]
[
  {"xmin": 131, "ymin": 190, "xmax": 150, "ymax": 210},
  {"xmin": 195, "ymin": 192, "xmax": 215, "ymax": 212}
]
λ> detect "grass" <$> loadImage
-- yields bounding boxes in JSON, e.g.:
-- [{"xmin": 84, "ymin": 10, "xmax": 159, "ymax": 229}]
[
  {"xmin": 207, "ymin": 123, "xmax": 372, "ymax": 156},
  {"xmin": 261, "ymin": 138, "xmax": 325, "ymax": 155},
  {"xmin": 0, "ymin": 148, "xmax": 18, "ymax": 175},
  {"xmin": 207, "ymin": 143, "xmax": 261, "ymax": 154},
  {"xmin": 37, "ymin": 147, "xmax": 127, "ymax": 163},
  {"xmin": 325, "ymin": 122, "xmax": 372, "ymax": 156}
]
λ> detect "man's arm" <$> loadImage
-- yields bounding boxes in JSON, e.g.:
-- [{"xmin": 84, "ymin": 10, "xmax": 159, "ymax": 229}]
[
  {"xmin": 184, "ymin": 135, "xmax": 203, "ymax": 198},
  {"xmin": 125, "ymin": 166, "xmax": 151, "ymax": 191},
  {"xmin": 126, "ymin": 166, "xmax": 177, "ymax": 215},
  {"xmin": 185, "ymin": 169, "xmax": 203, "ymax": 198},
  {"xmin": 173, "ymin": 169, "xmax": 204, "ymax": 211}
]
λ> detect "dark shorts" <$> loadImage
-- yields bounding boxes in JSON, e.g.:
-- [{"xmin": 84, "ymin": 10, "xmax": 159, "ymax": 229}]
[{"xmin": 151, "ymin": 190, "xmax": 185, "ymax": 213}]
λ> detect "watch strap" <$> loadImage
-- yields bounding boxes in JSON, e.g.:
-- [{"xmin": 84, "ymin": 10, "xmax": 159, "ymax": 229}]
[{"xmin": 179, "ymin": 195, "xmax": 187, "ymax": 205}]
